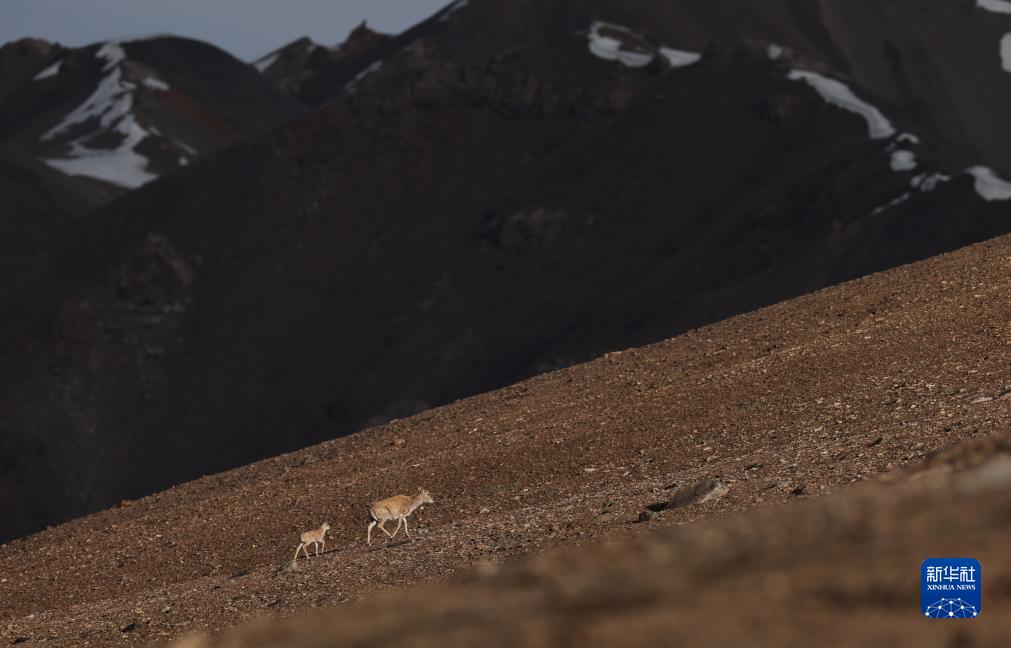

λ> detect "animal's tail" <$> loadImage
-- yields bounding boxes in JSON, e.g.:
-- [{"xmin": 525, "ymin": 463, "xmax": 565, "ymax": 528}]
[{"xmin": 367, "ymin": 503, "xmax": 377, "ymax": 522}]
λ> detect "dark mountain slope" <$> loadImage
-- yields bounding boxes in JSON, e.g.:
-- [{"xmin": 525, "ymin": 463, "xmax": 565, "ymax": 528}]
[
  {"xmin": 421, "ymin": 0, "xmax": 1011, "ymax": 176},
  {"xmin": 253, "ymin": 23, "xmax": 393, "ymax": 106},
  {"xmin": 0, "ymin": 36, "xmax": 302, "ymax": 306}
]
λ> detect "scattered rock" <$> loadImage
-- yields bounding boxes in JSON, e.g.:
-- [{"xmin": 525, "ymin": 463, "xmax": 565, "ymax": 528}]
[
  {"xmin": 763, "ymin": 479, "xmax": 791, "ymax": 491},
  {"xmin": 790, "ymin": 485, "xmax": 806, "ymax": 496},
  {"xmin": 120, "ymin": 622, "xmax": 141, "ymax": 633},
  {"xmin": 641, "ymin": 478, "xmax": 729, "ymax": 517},
  {"xmin": 392, "ymin": 437, "xmax": 406, "ymax": 448},
  {"xmin": 866, "ymin": 436, "xmax": 883, "ymax": 448},
  {"xmin": 161, "ymin": 605, "xmax": 172, "ymax": 613},
  {"xmin": 274, "ymin": 560, "xmax": 297, "ymax": 576},
  {"xmin": 636, "ymin": 510, "xmax": 657, "ymax": 523},
  {"xmin": 972, "ymin": 396, "xmax": 993, "ymax": 404},
  {"xmin": 479, "ymin": 507, "xmax": 490, "ymax": 514}
]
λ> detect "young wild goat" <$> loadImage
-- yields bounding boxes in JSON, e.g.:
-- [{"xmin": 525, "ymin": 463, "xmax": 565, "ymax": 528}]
[
  {"xmin": 367, "ymin": 488, "xmax": 434, "ymax": 545},
  {"xmin": 293, "ymin": 522, "xmax": 330, "ymax": 562}
]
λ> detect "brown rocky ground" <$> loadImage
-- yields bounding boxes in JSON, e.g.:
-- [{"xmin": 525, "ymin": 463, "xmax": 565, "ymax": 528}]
[
  {"xmin": 1, "ymin": 231, "xmax": 1009, "ymax": 646},
  {"xmin": 178, "ymin": 440, "xmax": 1011, "ymax": 647}
]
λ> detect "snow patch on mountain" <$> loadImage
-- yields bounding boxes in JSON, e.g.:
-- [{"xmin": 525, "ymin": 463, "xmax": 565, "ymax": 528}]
[
  {"xmin": 345, "ymin": 60, "xmax": 383, "ymax": 92},
  {"xmin": 1001, "ymin": 33, "xmax": 1011, "ymax": 72},
  {"xmin": 871, "ymin": 192, "xmax": 911, "ymax": 216},
  {"xmin": 977, "ymin": 0, "xmax": 1011, "ymax": 14},
  {"xmin": 588, "ymin": 22, "xmax": 701, "ymax": 69},
  {"xmin": 658, "ymin": 47, "xmax": 701, "ymax": 67},
  {"xmin": 34, "ymin": 60, "xmax": 62, "ymax": 80},
  {"xmin": 767, "ymin": 44, "xmax": 783, "ymax": 60},
  {"xmin": 253, "ymin": 52, "xmax": 280, "ymax": 72},
  {"xmin": 911, "ymin": 173, "xmax": 950, "ymax": 192},
  {"xmin": 142, "ymin": 77, "xmax": 170, "ymax": 91},
  {"xmin": 40, "ymin": 38, "xmax": 175, "ymax": 188},
  {"xmin": 588, "ymin": 22, "xmax": 653, "ymax": 67},
  {"xmin": 439, "ymin": 0, "xmax": 469, "ymax": 22},
  {"xmin": 890, "ymin": 150, "xmax": 917, "ymax": 172},
  {"xmin": 966, "ymin": 166, "xmax": 1011, "ymax": 201},
  {"xmin": 45, "ymin": 127, "xmax": 157, "ymax": 188},
  {"xmin": 787, "ymin": 70, "xmax": 895, "ymax": 139}
]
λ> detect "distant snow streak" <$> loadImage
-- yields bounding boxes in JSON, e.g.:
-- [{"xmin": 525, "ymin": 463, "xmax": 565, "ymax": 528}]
[
  {"xmin": 1001, "ymin": 33, "xmax": 1011, "ymax": 72},
  {"xmin": 142, "ymin": 77, "xmax": 170, "ymax": 91},
  {"xmin": 890, "ymin": 150, "xmax": 917, "ymax": 172},
  {"xmin": 34, "ymin": 60, "xmax": 62, "ymax": 80},
  {"xmin": 588, "ymin": 21, "xmax": 701, "ymax": 69},
  {"xmin": 977, "ymin": 0, "xmax": 1011, "ymax": 14},
  {"xmin": 253, "ymin": 52, "xmax": 279, "ymax": 72},
  {"xmin": 345, "ymin": 60, "xmax": 383, "ymax": 92},
  {"xmin": 588, "ymin": 22, "xmax": 652, "ymax": 67},
  {"xmin": 439, "ymin": 0, "xmax": 469, "ymax": 22},
  {"xmin": 787, "ymin": 70, "xmax": 896, "ymax": 139},
  {"xmin": 911, "ymin": 173, "xmax": 950, "ymax": 192},
  {"xmin": 658, "ymin": 47, "xmax": 701, "ymax": 67},
  {"xmin": 871, "ymin": 192, "xmax": 910, "ymax": 216},
  {"xmin": 966, "ymin": 166, "xmax": 1011, "ymax": 201}
]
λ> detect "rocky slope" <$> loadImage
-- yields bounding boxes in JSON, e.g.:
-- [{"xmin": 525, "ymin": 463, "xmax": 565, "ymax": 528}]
[
  {"xmin": 0, "ymin": 230, "xmax": 1007, "ymax": 646},
  {"xmin": 2, "ymin": 0, "xmax": 1011, "ymax": 542},
  {"xmin": 181, "ymin": 440, "xmax": 1011, "ymax": 647}
]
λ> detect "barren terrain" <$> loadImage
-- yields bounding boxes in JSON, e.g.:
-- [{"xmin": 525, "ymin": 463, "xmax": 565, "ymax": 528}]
[{"xmin": 1, "ymin": 231, "xmax": 1008, "ymax": 646}]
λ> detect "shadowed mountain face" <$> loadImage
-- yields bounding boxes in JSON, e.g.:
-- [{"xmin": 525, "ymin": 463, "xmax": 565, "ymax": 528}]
[
  {"xmin": 253, "ymin": 23, "xmax": 393, "ymax": 107},
  {"xmin": 0, "ymin": 36, "xmax": 301, "ymax": 305},
  {"xmin": 1, "ymin": 0, "xmax": 1011, "ymax": 542}
]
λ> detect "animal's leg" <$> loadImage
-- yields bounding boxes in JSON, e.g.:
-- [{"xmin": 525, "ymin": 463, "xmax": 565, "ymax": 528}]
[
  {"xmin": 321, "ymin": 540, "xmax": 325, "ymax": 554},
  {"xmin": 378, "ymin": 520, "xmax": 394, "ymax": 538},
  {"xmin": 301, "ymin": 543, "xmax": 311, "ymax": 560},
  {"xmin": 390, "ymin": 518, "xmax": 402, "ymax": 539},
  {"xmin": 368, "ymin": 521, "xmax": 376, "ymax": 545},
  {"xmin": 294, "ymin": 542, "xmax": 304, "ymax": 563},
  {"xmin": 403, "ymin": 516, "xmax": 411, "ymax": 539}
]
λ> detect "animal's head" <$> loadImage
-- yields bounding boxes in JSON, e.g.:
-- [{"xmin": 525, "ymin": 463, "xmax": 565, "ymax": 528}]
[
  {"xmin": 321, "ymin": 522, "xmax": 331, "ymax": 531},
  {"xmin": 418, "ymin": 487, "xmax": 434, "ymax": 504}
]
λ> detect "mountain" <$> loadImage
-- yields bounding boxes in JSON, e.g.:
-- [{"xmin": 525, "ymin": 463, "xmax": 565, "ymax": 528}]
[
  {"xmin": 1, "ymin": 35, "xmax": 301, "ymax": 192},
  {"xmin": 0, "ymin": 35, "xmax": 301, "ymax": 305},
  {"xmin": 2, "ymin": 229, "xmax": 1008, "ymax": 646},
  {"xmin": 253, "ymin": 22, "xmax": 392, "ymax": 106},
  {"xmin": 2, "ymin": 0, "xmax": 1011, "ymax": 543}
]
